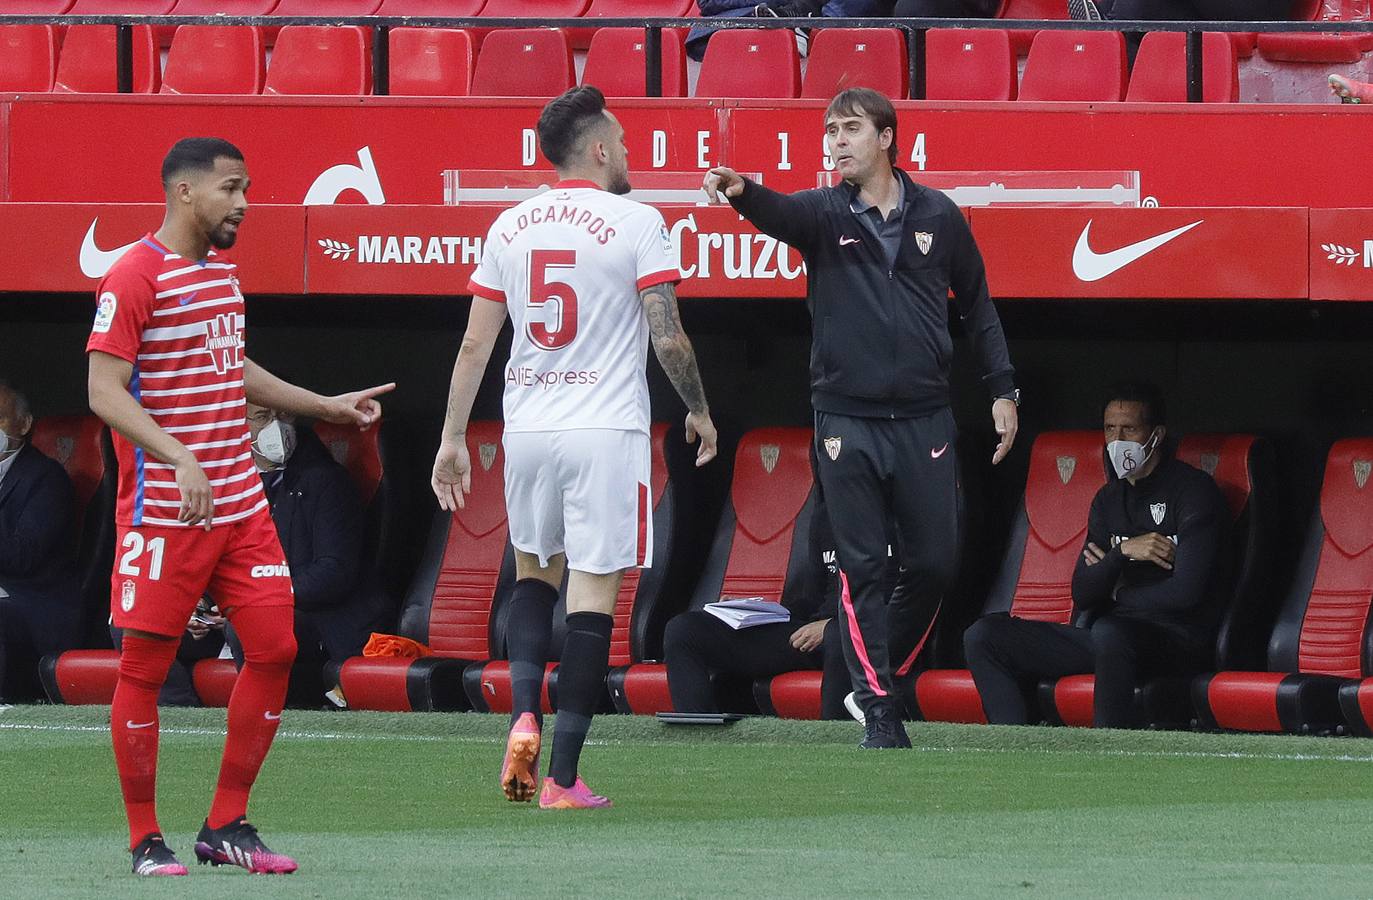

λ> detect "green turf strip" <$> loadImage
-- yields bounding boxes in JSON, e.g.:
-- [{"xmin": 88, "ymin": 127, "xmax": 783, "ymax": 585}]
[{"xmin": 2, "ymin": 704, "xmax": 1371, "ymax": 898}]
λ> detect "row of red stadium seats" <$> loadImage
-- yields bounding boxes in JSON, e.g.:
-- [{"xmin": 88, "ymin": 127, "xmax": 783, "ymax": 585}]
[
  {"xmin": 0, "ymin": 22, "xmax": 1256, "ymax": 100},
  {"xmin": 32, "ymin": 415, "xmax": 1373, "ymax": 738}
]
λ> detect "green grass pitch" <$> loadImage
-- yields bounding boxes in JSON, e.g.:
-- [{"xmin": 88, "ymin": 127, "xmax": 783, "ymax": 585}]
[{"xmin": 3, "ymin": 704, "xmax": 1372, "ymax": 898}]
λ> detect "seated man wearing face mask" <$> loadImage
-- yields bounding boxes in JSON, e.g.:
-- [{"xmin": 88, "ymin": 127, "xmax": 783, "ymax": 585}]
[
  {"xmin": 223, "ymin": 404, "xmax": 379, "ymax": 690},
  {"xmin": 0, "ymin": 380, "xmax": 80, "ymax": 699},
  {"xmin": 963, "ymin": 382, "xmax": 1229, "ymax": 729}
]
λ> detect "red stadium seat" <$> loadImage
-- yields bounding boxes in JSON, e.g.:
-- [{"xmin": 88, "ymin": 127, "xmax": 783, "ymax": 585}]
[
  {"xmin": 464, "ymin": 423, "xmax": 700, "ymax": 713},
  {"xmin": 1126, "ymin": 31, "xmax": 1238, "ymax": 103},
  {"xmin": 388, "ymin": 28, "xmax": 475, "ymax": 98},
  {"xmin": 1193, "ymin": 439, "xmax": 1373, "ymax": 735},
  {"xmin": 479, "ymin": 0, "xmax": 589, "ymax": 17},
  {"xmin": 801, "ymin": 28, "xmax": 906, "ymax": 100},
  {"xmin": 270, "ymin": 0, "xmax": 381, "ymax": 15},
  {"xmin": 30, "ymin": 415, "xmax": 105, "ymax": 530},
  {"xmin": 1038, "ymin": 435, "xmax": 1281, "ymax": 729},
  {"xmin": 581, "ymin": 27, "xmax": 686, "ymax": 98},
  {"xmin": 1019, "ymin": 29, "xmax": 1127, "ymax": 102},
  {"xmin": 694, "ymin": 27, "xmax": 800, "ymax": 99},
  {"xmin": 65, "ymin": 0, "xmax": 174, "ymax": 12},
  {"xmin": 608, "ymin": 428, "xmax": 818, "ymax": 715},
  {"xmin": 161, "ymin": 26, "xmax": 265, "ymax": 95},
  {"xmin": 265, "ymin": 25, "xmax": 370, "ymax": 96},
  {"xmin": 470, "ymin": 27, "xmax": 573, "ymax": 97},
  {"xmin": 375, "ymin": 0, "xmax": 484, "ymax": 12},
  {"xmin": 0, "ymin": 25, "xmax": 58, "ymax": 92},
  {"xmin": 54, "ymin": 25, "xmax": 160, "ymax": 93},
  {"xmin": 754, "ymin": 670, "xmax": 824, "ymax": 720},
  {"xmin": 912, "ymin": 432, "xmax": 1105, "ymax": 724},
  {"xmin": 0, "ymin": 0, "xmax": 75, "ymax": 11},
  {"xmin": 925, "ymin": 28, "xmax": 1016, "ymax": 102},
  {"xmin": 158, "ymin": 1, "xmax": 278, "ymax": 46},
  {"xmin": 997, "ymin": 0, "xmax": 1066, "ymax": 55},
  {"xmin": 569, "ymin": 0, "xmax": 692, "ymax": 49},
  {"xmin": 336, "ymin": 421, "xmax": 512, "ymax": 712},
  {"xmin": 39, "ymin": 650, "xmax": 119, "ymax": 705}
]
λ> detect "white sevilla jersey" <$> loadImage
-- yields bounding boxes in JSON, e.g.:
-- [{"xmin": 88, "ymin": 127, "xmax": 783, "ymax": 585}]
[{"xmin": 466, "ymin": 180, "xmax": 680, "ymax": 435}]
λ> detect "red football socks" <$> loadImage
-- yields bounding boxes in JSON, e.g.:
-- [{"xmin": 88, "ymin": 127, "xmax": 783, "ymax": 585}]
[
  {"xmin": 111, "ymin": 633, "xmax": 180, "ymax": 849},
  {"xmin": 207, "ymin": 605, "xmax": 296, "ymax": 829}
]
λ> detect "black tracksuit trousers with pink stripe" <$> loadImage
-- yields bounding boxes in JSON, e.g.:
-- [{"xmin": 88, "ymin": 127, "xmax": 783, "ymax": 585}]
[{"xmin": 815, "ymin": 407, "xmax": 960, "ymax": 719}]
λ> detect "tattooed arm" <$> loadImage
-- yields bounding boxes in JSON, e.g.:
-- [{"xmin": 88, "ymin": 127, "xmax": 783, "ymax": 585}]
[{"xmin": 642, "ymin": 281, "xmax": 718, "ymax": 467}]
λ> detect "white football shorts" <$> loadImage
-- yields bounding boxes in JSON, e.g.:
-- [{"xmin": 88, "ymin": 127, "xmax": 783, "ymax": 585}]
[{"xmin": 503, "ymin": 428, "xmax": 653, "ymax": 574}]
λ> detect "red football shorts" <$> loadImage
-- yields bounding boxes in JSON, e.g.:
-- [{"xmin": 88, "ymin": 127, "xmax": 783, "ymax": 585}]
[{"xmin": 110, "ymin": 510, "xmax": 294, "ymax": 637}]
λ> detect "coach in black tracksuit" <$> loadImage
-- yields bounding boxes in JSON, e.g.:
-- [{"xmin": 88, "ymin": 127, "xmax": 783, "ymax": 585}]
[
  {"xmin": 964, "ymin": 385, "xmax": 1229, "ymax": 728},
  {"xmin": 705, "ymin": 87, "xmax": 1018, "ymax": 747}
]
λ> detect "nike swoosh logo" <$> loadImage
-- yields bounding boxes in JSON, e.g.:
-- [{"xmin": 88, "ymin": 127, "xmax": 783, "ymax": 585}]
[
  {"xmin": 264, "ymin": 711, "xmax": 282, "ymax": 721},
  {"xmin": 80, "ymin": 218, "xmax": 139, "ymax": 279},
  {"xmin": 931, "ymin": 443, "xmax": 949, "ymax": 459},
  {"xmin": 1071, "ymin": 219, "xmax": 1203, "ymax": 283},
  {"xmin": 179, "ymin": 292, "xmax": 198, "ymax": 307},
  {"xmin": 839, "ymin": 236, "xmax": 861, "ymax": 246},
  {"xmin": 126, "ymin": 720, "xmax": 155, "ymax": 729}
]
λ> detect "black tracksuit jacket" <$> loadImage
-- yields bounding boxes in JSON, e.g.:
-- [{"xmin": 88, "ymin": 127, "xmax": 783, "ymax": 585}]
[{"xmin": 729, "ymin": 168, "xmax": 1015, "ymax": 418}]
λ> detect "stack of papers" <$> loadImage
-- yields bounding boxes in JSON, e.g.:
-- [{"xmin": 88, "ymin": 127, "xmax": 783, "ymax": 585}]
[{"xmin": 702, "ymin": 597, "xmax": 791, "ymax": 630}]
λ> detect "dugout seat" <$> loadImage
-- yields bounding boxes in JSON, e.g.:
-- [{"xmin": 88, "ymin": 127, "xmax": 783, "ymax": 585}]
[
  {"xmin": 470, "ymin": 27, "xmax": 574, "ymax": 97},
  {"xmin": 334, "ymin": 421, "xmax": 513, "ymax": 712},
  {"xmin": 191, "ymin": 658, "xmax": 238, "ymax": 707},
  {"xmin": 568, "ymin": 0, "xmax": 692, "ymax": 49},
  {"xmin": 911, "ymin": 431, "xmax": 1104, "ymax": 724},
  {"xmin": 387, "ymin": 27, "xmax": 475, "ymax": 97},
  {"xmin": 31, "ymin": 415, "xmax": 116, "ymax": 651},
  {"xmin": 1019, "ymin": 30, "xmax": 1127, "ymax": 102},
  {"xmin": 1125, "ymin": 31, "xmax": 1238, "ymax": 103},
  {"xmin": 925, "ymin": 28, "xmax": 1016, "ymax": 102},
  {"xmin": 161, "ymin": 26, "xmax": 265, "ymax": 95},
  {"xmin": 464, "ymin": 422, "xmax": 701, "ymax": 712},
  {"xmin": 581, "ymin": 27, "xmax": 687, "ymax": 97},
  {"xmin": 39, "ymin": 649, "xmax": 119, "ymax": 704},
  {"xmin": 53, "ymin": 25, "xmax": 159, "ymax": 93},
  {"xmin": 264, "ymin": 25, "xmax": 370, "ymax": 96},
  {"xmin": 608, "ymin": 427, "xmax": 818, "ymax": 715},
  {"xmin": 694, "ymin": 27, "xmax": 800, "ymax": 99},
  {"xmin": 801, "ymin": 28, "xmax": 905, "ymax": 100},
  {"xmin": 64, "ymin": 0, "xmax": 173, "ymax": 13},
  {"xmin": 0, "ymin": 25, "xmax": 58, "ymax": 92},
  {"xmin": 312, "ymin": 418, "xmax": 411, "ymax": 606},
  {"xmin": 478, "ymin": 0, "xmax": 589, "ymax": 18},
  {"xmin": 1194, "ymin": 439, "xmax": 1373, "ymax": 735},
  {"xmin": 997, "ymin": 0, "xmax": 1066, "ymax": 56},
  {"xmin": 1037, "ymin": 435, "xmax": 1281, "ymax": 729}
]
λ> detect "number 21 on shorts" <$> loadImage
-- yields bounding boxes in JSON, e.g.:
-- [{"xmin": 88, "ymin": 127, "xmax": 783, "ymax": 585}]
[
  {"xmin": 527, "ymin": 249, "xmax": 578, "ymax": 350},
  {"xmin": 119, "ymin": 532, "xmax": 167, "ymax": 580}
]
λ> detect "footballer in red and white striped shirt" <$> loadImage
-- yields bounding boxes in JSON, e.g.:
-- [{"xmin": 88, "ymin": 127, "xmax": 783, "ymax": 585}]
[{"xmin": 86, "ymin": 137, "xmax": 394, "ymax": 878}]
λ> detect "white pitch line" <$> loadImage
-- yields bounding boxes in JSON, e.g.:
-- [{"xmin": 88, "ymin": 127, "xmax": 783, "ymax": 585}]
[{"xmin": 3, "ymin": 720, "xmax": 1371, "ymax": 764}]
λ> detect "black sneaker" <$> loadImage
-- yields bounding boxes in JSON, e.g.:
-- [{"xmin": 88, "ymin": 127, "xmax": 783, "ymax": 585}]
[
  {"xmin": 859, "ymin": 707, "xmax": 912, "ymax": 749},
  {"xmin": 194, "ymin": 817, "xmax": 298, "ymax": 874},
  {"xmin": 1067, "ymin": 0, "xmax": 1103, "ymax": 20},
  {"xmin": 131, "ymin": 832, "xmax": 188, "ymax": 877}
]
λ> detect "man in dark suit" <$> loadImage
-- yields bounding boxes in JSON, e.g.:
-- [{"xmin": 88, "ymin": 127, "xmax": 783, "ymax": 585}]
[
  {"xmin": 223, "ymin": 404, "xmax": 381, "ymax": 695},
  {"xmin": 0, "ymin": 381, "xmax": 81, "ymax": 699}
]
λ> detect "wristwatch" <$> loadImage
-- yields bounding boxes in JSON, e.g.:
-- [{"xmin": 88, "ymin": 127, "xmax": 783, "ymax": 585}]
[{"xmin": 996, "ymin": 389, "xmax": 1021, "ymax": 407}]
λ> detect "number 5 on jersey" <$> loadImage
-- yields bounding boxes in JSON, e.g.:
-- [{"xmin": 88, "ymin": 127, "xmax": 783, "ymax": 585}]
[
  {"xmin": 527, "ymin": 249, "xmax": 578, "ymax": 350},
  {"xmin": 118, "ymin": 532, "xmax": 166, "ymax": 580}
]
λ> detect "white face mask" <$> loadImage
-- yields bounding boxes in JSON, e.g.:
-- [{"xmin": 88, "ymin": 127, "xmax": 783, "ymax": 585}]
[
  {"xmin": 1106, "ymin": 429, "xmax": 1159, "ymax": 480},
  {"xmin": 0, "ymin": 430, "xmax": 22, "ymax": 460},
  {"xmin": 252, "ymin": 420, "xmax": 295, "ymax": 470}
]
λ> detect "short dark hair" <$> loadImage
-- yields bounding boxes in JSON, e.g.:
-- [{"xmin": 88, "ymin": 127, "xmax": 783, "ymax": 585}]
[
  {"xmin": 161, "ymin": 137, "xmax": 244, "ymax": 187},
  {"xmin": 1104, "ymin": 382, "xmax": 1167, "ymax": 431},
  {"xmin": 825, "ymin": 87, "xmax": 898, "ymax": 165},
  {"xmin": 0, "ymin": 380, "xmax": 32, "ymax": 422},
  {"xmin": 538, "ymin": 86, "xmax": 610, "ymax": 169}
]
